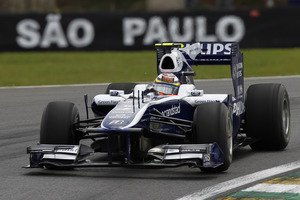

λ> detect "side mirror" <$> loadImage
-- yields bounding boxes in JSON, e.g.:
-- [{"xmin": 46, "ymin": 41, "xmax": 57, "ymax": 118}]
[
  {"xmin": 190, "ymin": 90, "xmax": 204, "ymax": 96},
  {"xmin": 109, "ymin": 90, "xmax": 125, "ymax": 96},
  {"xmin": 182, "ymin": 71, "xmax": 196, "ymax": 77}
]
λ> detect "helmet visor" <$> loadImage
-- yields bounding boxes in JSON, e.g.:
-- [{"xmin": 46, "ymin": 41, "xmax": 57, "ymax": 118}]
[{"xmin": 153, "ymin": 82, "xmax": 179, "ymax": 95}]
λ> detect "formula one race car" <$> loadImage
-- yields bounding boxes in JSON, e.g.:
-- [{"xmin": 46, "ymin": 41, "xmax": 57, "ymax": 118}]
[{"xmin": 25, "ymin": 42, "xmax": 291, "ymax": 172}]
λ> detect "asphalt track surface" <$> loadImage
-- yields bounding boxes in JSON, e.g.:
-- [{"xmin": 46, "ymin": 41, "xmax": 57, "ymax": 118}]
[{"xmin": 1, "ymin": 76, "xmax": 300, "ymax": 200}]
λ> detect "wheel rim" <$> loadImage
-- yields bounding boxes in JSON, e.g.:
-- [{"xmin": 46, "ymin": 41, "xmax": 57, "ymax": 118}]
[
  {"xmin": 282, "ymin": 98, "xmax": 290, "ymax": 136},
  {"xmin": 228, "ymin": 133, "xmax": 233, "ymax": 160},
  {"xmin": 227, "ymin": 110, "xmax": 233, "ymax": 161}
]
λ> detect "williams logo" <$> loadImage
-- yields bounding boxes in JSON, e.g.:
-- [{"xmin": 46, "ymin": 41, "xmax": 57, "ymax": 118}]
[{"xmin": 162, "ymin": 104, "xmax": 181, "ymax": 117}]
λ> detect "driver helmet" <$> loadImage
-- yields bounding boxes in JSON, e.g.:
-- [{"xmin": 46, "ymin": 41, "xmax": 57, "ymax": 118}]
[{"xmin": 153, "ymin": 73, "xmax": 180, "ymax": 95}]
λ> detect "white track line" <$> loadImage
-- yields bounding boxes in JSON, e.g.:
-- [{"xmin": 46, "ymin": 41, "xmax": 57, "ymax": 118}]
[
  {"xmin": 177, "ymin": 160, "xmax": 300, "ymax": 200},
  {"xmin": 243, "ymin": 183, "xmax": 300, "ymax": 193},
  {"xmin": 194, "ymin": 75, "xmax": 300, "ymax": 82},
  {"xmin": 1, "ymin": 75, "xmax": 299, "ymax": 90},
  {"xmin": 0, "ymin": 83, "xmax": 109, "ymax": 90}
]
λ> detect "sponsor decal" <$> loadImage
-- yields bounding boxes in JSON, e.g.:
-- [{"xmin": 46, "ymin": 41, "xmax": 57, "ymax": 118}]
[
  {"xmin": 200, "ymin": 42, "xmax": 231, "ymax": 55},
  {"xmin": 204, "ymin": 154, "xmax": 211, "ymax": 162},
  {"xmin": 150, "ymin": 121, "xmax": 160, "ymax": 130},
  {"xmin": 161, "ymin": 104, "xmax": 181, "ymax": 117},
  {"xmin": 176, "ymin": 55, "xmax": 183, "ymax": 68},
  {"xmin": 237, "ymin": 85, "xmax": 243, "ymax": 99},
  {"xmin": 109, "ymin": 120, "xmax": 124, "ymax": 125},
  {"xmin": 97, "ymin": 100, "xmax": 121, "ymax": 105},
  {"xmin": 56, "ymin": 146, "xmax": 78, "ymax": 154},
  {"xmin": 194, "ymin": 100, "xmax": 219, "ymax": 104},
  {"xmin": 233, "ymin": 101, "xmax": 245, "ymax": 116},
  {"xmin": 237, "ymin": 62, "xmax": 243, "ymax": 70},
  {"xmin": 162, "ymin": 76, "xmax": 174, "ymax": 83},
  {"xmin": 233, "ymin": 63, "xmax": 243, "ymax": 79},
  {"xmin": 108, "ymin": 114, "xmax": 131, "ymax": 119}
]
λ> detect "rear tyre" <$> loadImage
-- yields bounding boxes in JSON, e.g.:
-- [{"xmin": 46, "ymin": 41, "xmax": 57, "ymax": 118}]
[
  {"xmin": 192, "ymin": 102, "xmax": 233, "ymax": 172},
  {"xmin": 245, "ymin": 84, "xmax": 290, "ymax": 150},
  {"xmin": 40, "ymin": 101, "xmax": 80, "ymax": 145}
]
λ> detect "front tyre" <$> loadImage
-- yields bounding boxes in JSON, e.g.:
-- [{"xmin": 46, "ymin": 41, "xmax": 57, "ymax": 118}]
[
  {"xmin": 245, "ymin": 84, "xmax": 291, "ymax": 150},
  {"xmin": 192, "ymin": 102, "xmax": 233, "ymax": 172},
  {"xmin": 40, "ymin": 101, "xmax": 80, "ymax": 145}
]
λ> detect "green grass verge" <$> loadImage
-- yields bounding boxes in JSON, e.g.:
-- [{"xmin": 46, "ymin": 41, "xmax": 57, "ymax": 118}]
[{"xmin": 0, "ymin": 48, "xmax": 299, "ymax": 87}]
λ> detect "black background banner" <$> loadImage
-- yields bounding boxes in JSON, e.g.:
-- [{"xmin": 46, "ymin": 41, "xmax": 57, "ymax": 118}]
[{"xmin": 0, "ymin": 8, "xmax": 299, "ymax": 51}]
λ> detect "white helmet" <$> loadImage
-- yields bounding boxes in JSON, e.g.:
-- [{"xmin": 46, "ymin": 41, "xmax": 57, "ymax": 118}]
[{"xmin": 153, "ymin": 73, "xmax": 180, "ymax": 95}]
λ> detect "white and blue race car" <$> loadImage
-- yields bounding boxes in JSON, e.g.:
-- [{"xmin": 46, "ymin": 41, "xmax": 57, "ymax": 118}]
[{"xmin": 26, "ymin": 42, "xmax": 291, "ymax": 172}]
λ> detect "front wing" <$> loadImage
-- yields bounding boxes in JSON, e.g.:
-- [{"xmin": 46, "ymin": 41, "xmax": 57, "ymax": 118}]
[{"xmin": 24, "ymin": 143, "xmax": 224, "ymax": 169}]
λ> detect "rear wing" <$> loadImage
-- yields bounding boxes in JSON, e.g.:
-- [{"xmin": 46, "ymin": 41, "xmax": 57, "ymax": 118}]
[
  {"xmin": 155, "ymin": 42, "xmax": 241, "ymax": 66},
  {"xmin": 155, "ymin": 42, "xmax": 244, "ymax": 102}
]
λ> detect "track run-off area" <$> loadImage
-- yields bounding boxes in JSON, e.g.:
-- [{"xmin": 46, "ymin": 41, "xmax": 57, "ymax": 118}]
[{"xmin": 0, "ymin": 76, "xmax": 300, "ymax": 200}]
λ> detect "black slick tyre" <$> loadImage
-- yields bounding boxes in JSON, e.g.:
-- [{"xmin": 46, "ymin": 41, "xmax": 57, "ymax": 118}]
[
  {"xmin": 245, "ymin": 84, "xmax": 290, "ymax": 150},
  {"xmin": 192, "ymin": 102, "xmax": 233, "ymax": 172},
  {"xmin": 40, "ymin": 101, "xmax": 80, "ymax": 145}
]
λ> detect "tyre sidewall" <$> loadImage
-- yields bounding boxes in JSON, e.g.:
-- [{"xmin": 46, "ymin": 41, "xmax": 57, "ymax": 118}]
[
  {"xmin": 246, "ymin": 84, "xmax": 291, "ymax": 150},
  {"xmin": 40, "ymin": 101, "xmax": 79, "ymax": 145},
  {"xmin": 193, "ymin": 102, "xmax": 232, "ymax": 172}
]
